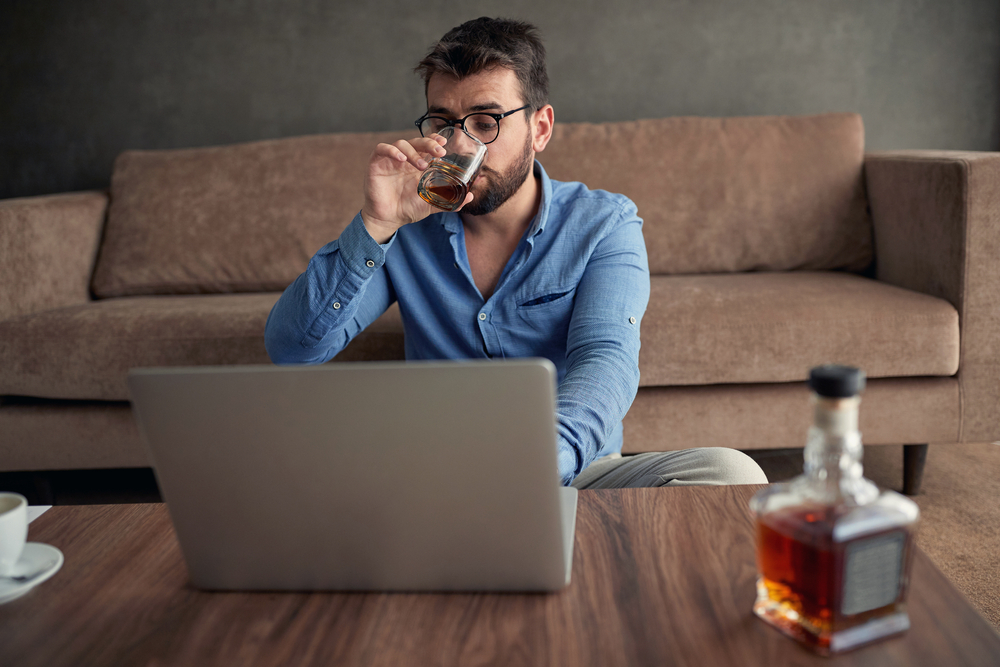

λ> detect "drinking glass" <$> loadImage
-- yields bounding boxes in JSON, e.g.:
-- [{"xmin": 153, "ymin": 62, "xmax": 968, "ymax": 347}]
[{"xmin": 416, "ymin": 126, "xmax": 488, "ymax": 212}]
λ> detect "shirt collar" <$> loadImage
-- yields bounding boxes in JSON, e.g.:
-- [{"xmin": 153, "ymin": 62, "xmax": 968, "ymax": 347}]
[
  {"xmin": 527, "ymin": 160, "xmax": 551, "ymax": 240},
  {"xmin": 437, "ymin": 160, "xmax": 552, "ymax": 240}
]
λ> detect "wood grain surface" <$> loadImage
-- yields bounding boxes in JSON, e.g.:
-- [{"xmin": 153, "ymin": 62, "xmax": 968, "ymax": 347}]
[{"xmin": 1, "ymin": 487, "xmax": 998, "ymax": 666}]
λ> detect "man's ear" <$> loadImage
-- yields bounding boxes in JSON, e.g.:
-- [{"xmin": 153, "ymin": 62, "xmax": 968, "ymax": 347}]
[{"xmin": 532, "ymin": 105, "xmax": 555, "ymax": 153}]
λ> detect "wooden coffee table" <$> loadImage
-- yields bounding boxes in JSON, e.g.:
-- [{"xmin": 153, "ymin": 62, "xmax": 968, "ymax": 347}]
[{"xmin": 1, "ymin": 486, "xmax": 998, "ymax": 666}]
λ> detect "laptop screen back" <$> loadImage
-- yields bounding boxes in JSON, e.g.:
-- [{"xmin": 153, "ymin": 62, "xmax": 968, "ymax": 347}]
[{"xmin": 128, "ymin": 358, "xmax": 573, "ymax": 592}]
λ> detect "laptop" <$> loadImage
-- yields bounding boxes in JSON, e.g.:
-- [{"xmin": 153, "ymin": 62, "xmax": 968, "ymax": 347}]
[{"xmin": 127, "ymin": 358, "xmax": 577, "ymax": 592}]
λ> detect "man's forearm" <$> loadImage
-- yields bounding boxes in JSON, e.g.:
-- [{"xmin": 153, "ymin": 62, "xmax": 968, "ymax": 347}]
[
  {"xmin": 554, "ymin": 201, "xmax": 649, "ymax": 485},
  {"xmin": 265, "ymin": 214, "xmax": 394, "ymax": 365},
  {"xmin": 556, "ymin": 341, "xmax": 641, "ymax": 484}
]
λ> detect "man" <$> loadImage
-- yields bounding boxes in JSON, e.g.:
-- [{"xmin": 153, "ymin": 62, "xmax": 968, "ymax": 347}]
[{"xmin": 265, "ymin": 17, "xmax": 767, "ymax": 488}]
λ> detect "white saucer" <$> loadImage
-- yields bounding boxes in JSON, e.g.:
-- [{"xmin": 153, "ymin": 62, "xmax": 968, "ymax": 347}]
[{"xmin": 0, "ymin": 542, "xmax": 64, "ymax": 604}]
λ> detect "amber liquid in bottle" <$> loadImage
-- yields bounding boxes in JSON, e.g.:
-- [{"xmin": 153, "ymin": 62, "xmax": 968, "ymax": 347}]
[
  {"xmin": 751, "ymin": 366, "xmax": 919, "ymax": 655},
  {"xmin": 756, "ymin": 506, "xmax": 915, "ymax": 652}
]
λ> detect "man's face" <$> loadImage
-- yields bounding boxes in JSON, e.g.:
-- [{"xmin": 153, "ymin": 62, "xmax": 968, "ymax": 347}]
[{"xmin": 425, "ymin": 68, "xmax": 535, "ymax": 216}]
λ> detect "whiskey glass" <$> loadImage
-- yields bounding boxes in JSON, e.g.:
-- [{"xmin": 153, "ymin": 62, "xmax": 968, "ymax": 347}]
[{"xmin": 416, "ymin": 126, "xmax": 487, "ymax": 212}]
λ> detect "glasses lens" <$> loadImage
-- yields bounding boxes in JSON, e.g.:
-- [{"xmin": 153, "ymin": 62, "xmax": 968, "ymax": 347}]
[
  {"xmin": 419, "ymin": 117, "xmax": 449, "ymax": 137},
  {"xmin": 465, "ymin": 114, "xmax": 500, "ymax": 143}
]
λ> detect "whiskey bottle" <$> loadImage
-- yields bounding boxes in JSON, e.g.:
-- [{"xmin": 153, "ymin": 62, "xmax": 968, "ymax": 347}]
[{"xmin": 750, "ymin": 365, "xmax": 920, "ymax": 655}]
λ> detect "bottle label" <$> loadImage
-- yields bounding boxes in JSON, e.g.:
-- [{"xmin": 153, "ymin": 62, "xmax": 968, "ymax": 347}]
[{"xmin": 841, "ymin": 531, "xmax": 905, "ymax": 615}]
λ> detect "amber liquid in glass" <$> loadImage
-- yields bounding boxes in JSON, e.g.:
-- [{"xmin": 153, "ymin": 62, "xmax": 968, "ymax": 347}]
[
  {"xmin": 424, "ymin": 182, "xmax": 465, "ymax": 207},
  {"xmin": 417, "ymin": 155, "xmax": 477, "ymax": 211}
]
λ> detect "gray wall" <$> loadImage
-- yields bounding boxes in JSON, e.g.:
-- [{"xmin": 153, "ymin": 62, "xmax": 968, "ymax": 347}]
[{"xmin": 2, "ymin": 0, "xmax": 998, "ymax": 200}]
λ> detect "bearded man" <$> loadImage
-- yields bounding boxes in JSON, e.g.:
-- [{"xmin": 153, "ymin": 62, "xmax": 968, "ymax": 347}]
[{"xmin": 265, "ymin": 17, "xmax": 767, "ymax": 489}]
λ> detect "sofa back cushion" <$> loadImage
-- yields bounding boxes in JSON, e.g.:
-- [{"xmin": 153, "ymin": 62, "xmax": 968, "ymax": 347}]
[
  {"xmin": 91, "ymin": 130, "xmax": 408, "ymax": 297},
  {"xmin": 91, "ymin": 113, "xmax": 871, "ymax": 297},
  {"xmin": 542, "ymin": 113, "xmax": 872, "ymax": 275}
]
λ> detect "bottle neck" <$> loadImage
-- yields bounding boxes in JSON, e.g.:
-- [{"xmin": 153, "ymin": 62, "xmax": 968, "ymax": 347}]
[{"xmin": 803, "ymin": 395, "xmax": 864, "ymax": 486}]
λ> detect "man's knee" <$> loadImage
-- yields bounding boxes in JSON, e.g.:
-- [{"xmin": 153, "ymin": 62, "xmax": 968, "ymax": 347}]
[
  {"xmin": 643, "ymin": 447, "xmax": 769, "ymax": 486},
  {"xmin": 693, "ymin": 447, "xmax": 769, "ymax": 485},
  {"xmin": 573, "ymin": 447, "xmax": 769, "ymax": 489}
]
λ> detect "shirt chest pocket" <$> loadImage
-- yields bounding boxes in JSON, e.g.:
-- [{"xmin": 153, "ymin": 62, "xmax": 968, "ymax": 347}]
[
  {"xmin": 519, "ymin": 289, "xmax": 573, "ymax": 307},
  {"xmin": 515, "ymin": 286, "xmax": 577, "ymax": 335}
]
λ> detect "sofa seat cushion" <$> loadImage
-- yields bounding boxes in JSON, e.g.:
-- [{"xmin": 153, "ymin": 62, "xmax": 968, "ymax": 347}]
[
  {"xmin": 0, "ymin": 294, "xmax": 404, "ymax": 401},
  {"xmin": 638, "ymin": 272, "xmax": 959, "ymax": 387}
]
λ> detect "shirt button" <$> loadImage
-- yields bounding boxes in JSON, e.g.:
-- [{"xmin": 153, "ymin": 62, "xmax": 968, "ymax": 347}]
[
  {"xmin": 478, "ymin": 313, "xmax": 486, "ymax": 321},
  {"xmin": 366, "ymin": 260, "xmax": 375, "ymax": 268},
  {"xmin": 629, "ymin": 316, "xmax": 636, "ymax": 324},
  {"xmin": 333, "ymin": 302, "xmax": 341, "ymax": 310}
]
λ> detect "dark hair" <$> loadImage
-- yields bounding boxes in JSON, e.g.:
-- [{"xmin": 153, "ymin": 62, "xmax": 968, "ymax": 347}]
[{"xmin": 414, "ymin": 17, "xmax": 549, "ymax": 111}]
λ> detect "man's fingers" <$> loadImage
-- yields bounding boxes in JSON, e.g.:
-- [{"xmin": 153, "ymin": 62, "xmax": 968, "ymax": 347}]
[
  {"xmin": 392, "ymin": 140, "xmax": 428, "ymax": 169},
  {"xmin": 373, "ymin": 138, "xmax": 447, "ymax": 172},
  {"xmin": 409, "ymin": 137, "xmax": 448, "ymax": 161},
  {"xmin": 373, "ymin": 142, "xmax": 409, "ymax": 163}
]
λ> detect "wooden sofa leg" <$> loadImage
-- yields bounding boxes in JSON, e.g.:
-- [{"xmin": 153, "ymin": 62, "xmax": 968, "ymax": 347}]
[{"xmin": 902, "ymin": 444, "xmax": 929, "ymax": 496}]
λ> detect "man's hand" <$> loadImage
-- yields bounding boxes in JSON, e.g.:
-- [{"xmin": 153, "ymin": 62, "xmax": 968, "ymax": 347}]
[{"xmin": 360, "ymin": 135, "xmax": 475, "ymax": 243}]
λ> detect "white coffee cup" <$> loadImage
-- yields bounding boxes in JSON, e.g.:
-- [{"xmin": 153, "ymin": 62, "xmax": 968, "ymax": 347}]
[{"xmin": 0, "ymin": 492, "xmax": 28, "ymax": 576}]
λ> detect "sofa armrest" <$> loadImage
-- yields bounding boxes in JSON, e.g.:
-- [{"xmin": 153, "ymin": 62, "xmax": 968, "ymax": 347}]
[
  {"xmin": 0, "ymin": 191, "xmax": 108, "ymax": 321},
  {"xmin": 865, "ymin": 150, "xmax": 1000, "ymax": 442}
]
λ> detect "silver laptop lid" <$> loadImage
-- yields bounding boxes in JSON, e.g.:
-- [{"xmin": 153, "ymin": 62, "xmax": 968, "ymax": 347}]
[{"xmin": 128, "ymin": 358, "xmax": 575, "ymax": 592}]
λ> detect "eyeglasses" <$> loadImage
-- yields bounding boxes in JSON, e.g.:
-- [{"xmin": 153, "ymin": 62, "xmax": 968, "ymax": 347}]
[{"xmin": 415, "ymin": 104, "xmax": 532, "ymax": 145}]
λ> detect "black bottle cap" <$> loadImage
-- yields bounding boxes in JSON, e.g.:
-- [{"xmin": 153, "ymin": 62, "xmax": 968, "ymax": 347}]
[{"xmin": 808, "ymin": 365, "xmax": 866, "ymax": 398}]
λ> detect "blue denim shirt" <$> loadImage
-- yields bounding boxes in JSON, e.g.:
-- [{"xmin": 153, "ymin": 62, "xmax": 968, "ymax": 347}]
[{"xmin": 265, "ymin": 162, "xmax": 650, "ymax": 485}]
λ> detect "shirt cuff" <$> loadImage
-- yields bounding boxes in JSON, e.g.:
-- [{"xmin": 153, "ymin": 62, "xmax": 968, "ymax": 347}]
[
  {"xmin": 333, "ymin": 212, "xmax": 395, "ymax": 276},
  {"xmin": 557, "ymin": 441, "xmax": 581, "ymax": 487}
]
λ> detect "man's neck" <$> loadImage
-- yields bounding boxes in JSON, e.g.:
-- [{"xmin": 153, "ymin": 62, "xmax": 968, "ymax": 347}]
[{"xmin": 460, "ymin": 171, "xmax": 541, "ymax": 242}]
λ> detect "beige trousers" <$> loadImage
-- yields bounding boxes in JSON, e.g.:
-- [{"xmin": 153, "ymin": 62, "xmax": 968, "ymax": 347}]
[{"xmin": 571, "ymin": 448, "xmax": 769, "ymax": 490}]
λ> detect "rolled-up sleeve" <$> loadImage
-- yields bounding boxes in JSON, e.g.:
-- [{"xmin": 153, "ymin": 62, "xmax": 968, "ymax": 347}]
[{"xmin": 556, "ymin": 200, "xmax": 650, "ymax": 485}]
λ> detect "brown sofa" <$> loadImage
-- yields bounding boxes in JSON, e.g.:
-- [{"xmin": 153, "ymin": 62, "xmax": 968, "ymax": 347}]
[{"xmin": 2, "ymin": 113, "xmax": 997, "ymax": 493}]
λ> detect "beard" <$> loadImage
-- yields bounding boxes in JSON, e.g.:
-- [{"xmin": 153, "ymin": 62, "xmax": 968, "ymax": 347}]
[{"xmin": 462, "ymin": 133, "xmax": 534, "ymax": 217}]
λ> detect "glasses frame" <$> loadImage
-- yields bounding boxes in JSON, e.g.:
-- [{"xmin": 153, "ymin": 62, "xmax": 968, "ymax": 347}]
[{"xmin": 414, "ymin": 104, "xmax": 532, "ymax": 145}]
